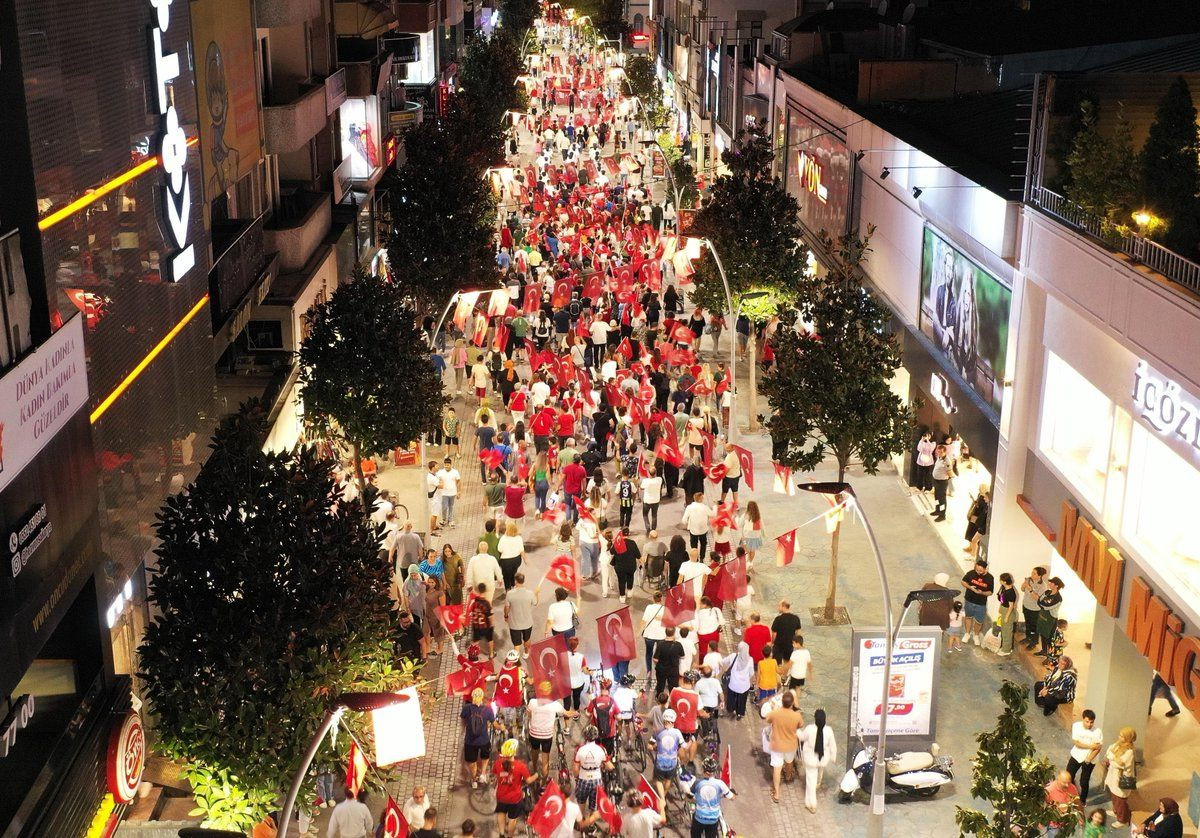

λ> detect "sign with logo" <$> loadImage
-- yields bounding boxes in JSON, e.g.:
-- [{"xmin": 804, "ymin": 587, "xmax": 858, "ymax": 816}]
[
  {"xmin": 930, "ymin": 373, "xmax": 957, "ymax": 414},
  {"xmin": 849, "ymin": 628, "xmax": 940, "ymax": 738},
  {"xmin": 8, "ymin": 503, "xmax": 52, "ymax": 579},
  {"xmin": 106, "ymin": 711, "xmax": 147, "ymax": 803},
  {"xmin": 0, "ymin": 694, "xmax": 34, "ymax": 759},
  {"xmin": 784, "ymin": 105, "xmax": 851, "ymax": 236},
  {"xmin": 147, "ymin": 0, "xmax": 196, "ymax": 281},
  {"xmin": 1131, "ymin": 360, "xmax": 1200, "ymax": 461},
  {"xmin": 796, "ymin": 151, "xmax": 828, "ymax": 204},
  {"xmin": 383, "ymin": 132, "xmax": 399, "ymax": 168},
  {"xmin": 0, "ymin": 315, "xmax": 88, "ymax": 494}
]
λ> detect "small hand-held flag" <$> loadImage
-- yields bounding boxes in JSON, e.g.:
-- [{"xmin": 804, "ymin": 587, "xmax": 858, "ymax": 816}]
[
  {"xmin": 529, "ymin": 780, "xmax": 570, "ymax": 838},
  {"xmin": 662, "ymin": 582, "xmax": 696, "ymax": 628},
  {"xmin": 381, "ymin": 796, "xmax": 409, "ymax": 838},
  {"xmin": 730, "ymin": 444, "xmax": 755, "ymax": 490},
  {"xmin": 776, "ymin": 528, "xmax": 798, "ymax": 567}
]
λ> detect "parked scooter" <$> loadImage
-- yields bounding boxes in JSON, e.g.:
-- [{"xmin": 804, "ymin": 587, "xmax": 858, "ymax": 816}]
[{"xmin": 839, "ymin": 738, "xmax": 953, "ymax": 801}]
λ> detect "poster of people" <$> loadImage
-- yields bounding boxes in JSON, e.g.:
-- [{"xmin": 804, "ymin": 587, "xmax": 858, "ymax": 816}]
[
  {"xmin": 918, "ymin": 227, "xmax": 1012, "ymax": 415},
  {"xmin": 850, "ymin": 630, "xmax": 939, "ymax": 738}
]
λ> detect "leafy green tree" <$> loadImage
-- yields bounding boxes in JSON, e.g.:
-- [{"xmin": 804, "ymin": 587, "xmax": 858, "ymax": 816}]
[
  {"xmin": 1064, "ymin": 99, "xmax": 1135, "ymax": 240},
  {"xmin": 383, "ymin": 115, "xmax": 499, "ymax": 308},
  {"xmin": 575, "ymin": 0, "xmax": 630, "ymax": 41},
  {"xmin": 624, "ymin": 54, "xmax": 669, "ymax": 130},
  {"xmin": 691, "ymin": 126, "xmax": 809, "ymax": 431},
  {"xmin": 458, "ymin": 31, "xmax": 527, "ymax": 161},
  {"xmin": 760, "ymin": 228, "xmax": 911, "ymax": 621},
  {"xmin": 658, "ymin": 138, "xmax": 699, "ymax": 210},
  {"xmin": 500, "ymin": 0, "xmax": 539, "ymax": 39},
  {"xmin": 1138, "ymin": 76, "xmax": 1200, "ymax": 256},
  {"xmin": 299, "ymin": 268, "xmax": 446, "ymax": 490},
  {"xmin": 957, "ymin": 680, "xmax": 1079, "ymax": 837},
  {"xmin": 140, "ymin": 403, "xmax": 418, "ymax": 831}
]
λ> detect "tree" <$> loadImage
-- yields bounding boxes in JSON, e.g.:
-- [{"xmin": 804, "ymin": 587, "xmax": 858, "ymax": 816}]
[
  {"xmin": 1138, "ymin": 76, "xmax": 1200, "ymax": 256},
  {"xmin": 499, "ymin": 0, "xmax": 539, "ymax": 40},
  {"xmin": 139, "ymin": 403, "xmax": 418, "ymax": 831},
  {"xmin": 1064, "ymin": 99, "xmax": 1136, "ymax": 240},
  {"xmin": 761, "ymin": 228, "xmax": 911, "ymax": 622},
  {"xmin": 299, "ymin": 267, "xmax": 446, "ymax": 491},
  {"xmin": 383, "ymin": 116, "xmax": 499, "ymax": 308},
  {"xmin": 659, "ymin": 139, "xmax": 700, "ymax": 210},
  {"xmin": 624, "ymin": 55, "xmax": 669, "ymax": 131},
  {"xmin": 575, "ymin": 0, "xmax": 629, "ymax": 41},
  {"xmin": 458, "ymin": 31, "xmax": 527, "ymax": 160},
  {"xmin": 956, "ymin": 680, "xmax": 1079, "ymax": 837},
  {"xmin": 691, "ymin": 126, "xmax": 809, "ymax": 431}
]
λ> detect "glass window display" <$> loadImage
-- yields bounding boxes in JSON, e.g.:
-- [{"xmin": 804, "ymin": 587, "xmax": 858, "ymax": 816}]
[{"xmin": 1039, "ymin": 352, "xmax": 1114, "ymax": 508}]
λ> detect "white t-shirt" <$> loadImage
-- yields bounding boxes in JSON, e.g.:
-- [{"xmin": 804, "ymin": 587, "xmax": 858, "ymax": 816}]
[
  {"xmin": 641, "ymin": 604, "xmax": 666, "ymax": 641},
  {"xmin": 549, "ymin": 799, "xmax": 584, "ymax": 838},
  {"xmin": 600, "ymin": 359, "xmax": 617, "ymax": 382},
  {"xmin": 695, "ymin": 607, "xmax": 724, "ymax": 635},
  {"xmin": 548, "ymin": 600, "xmax": 577, "ymax": 632},
  {"xmin": 1069, "ymin": 722, "xmax": 1103, "ymax": 763},
  {"xmin": 681, "ymin": 502, "xmax": 711, "ymax": 535},
  {"xmin": 641, "ymin": 475, "xmax": 663, "ymax": 504},
  {"xmin": 621, "ymin": 808, "xmax": 666, "ymax": 838},
  {"xmin": 498, "ymin": 534, "xmax": 525, "ymax": 560},
  {"xmin": 528, "ymin": 698, "xmax": 565, "ymax": 738},
  {"xmin": 426, "ymin": 471, "xmax": 442, "ymax": 499},
  {"xmin": 678, "ymin": 632, "xmax": 697, "ymax": 673},
  {"xmin": 613, "ymin": 686, "xmax": 637, "ymax": 718},
  {"xmin": 788, "ymin": 648, "xmax": 812, "ymax": 681},
  {"xmin": 471, "ymin": 363, "xmax": 490, "ymax": 388},
  {"xmin": 697, "ymin": 676, "xmax": 722, "ymax": 709},
  {"xmin": 531, "ymin": 379, "xmax": 552, "ymax": 406},
  {"xmin": 568, "ymin": 651, "xmax": 588, "ymax": 688},
  {"xmin": 437, "ymin": 467, "xmax": 461, "ymax": 497},
  {"xmin": 702, "ymin": 651, "xmax": 724, "ymax": 674},
  {"xmin": 590, "ymin": 320, "xmax": 611, "ymax": 345},
  {"xmin": 574, "ymin": 741, "xmax": 607, "ymax": 781}
]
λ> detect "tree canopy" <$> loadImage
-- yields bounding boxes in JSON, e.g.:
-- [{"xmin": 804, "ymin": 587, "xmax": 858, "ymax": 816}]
[
  {"xmin": 1138, "ymin": 76, "xmax": 1200, "ymax": 256},
  {"xmin": 139, "ymin": 403, "xmax": 415, "ymax": 830}
]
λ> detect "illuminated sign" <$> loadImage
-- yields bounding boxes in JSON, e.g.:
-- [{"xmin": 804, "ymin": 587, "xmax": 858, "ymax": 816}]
[
  {"xmin": 930, "ymin": 373, "xmax": 956, "ymax": 414},
  {"xmin": 8, "ymin": 503, "xmax": 52, "ymax": 579},
  {"xmin": 0, "ymin": 694, "xmax": 35, "ymax": 759},
  {"xmin": 148, "ymin": 0, "xmax": 196, "ymax": 282},
  {"xmin": 106, "ymin": 711, "xmax": 147, "ymax": 803},
  {"xmin": 383, "ymin": 132, "xmax": 399, "ymax": 167},
  {"xmin": 796, "ymin": 151, "xmax": 828, "ymax": 204},
  {"xmin": 1132, "ymin": 360, "xmax": 1200, "ymax": 458}
]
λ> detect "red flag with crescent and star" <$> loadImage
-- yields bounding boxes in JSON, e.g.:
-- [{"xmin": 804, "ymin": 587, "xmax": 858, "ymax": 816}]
[
  {"xmin": 529, "ymin": 779, "xmax": 569, "ymax": 838},
  {"xmin": 545, "ymin": 554, "xmax": 579, "ymax": 592},
  {"xmin": 637, "ymin": 774, "xmax": 661, "ymax": 811},
  {"xmin": 381, "ymin": 796, "xmax": 409, "ymax": 838},
  {"xmin": 730, "ymin": 444, "xmax": 755, "ymax": 490},
  {"xmin": 596, "ymin": 606, "xmax": 636, "ymax": 669},
  {"xmin": 773, "ymin": 462, "xmax": 795, "ymax": 495},
  {"xmin": 436, "ymin": 603, "xmax": 467, "ymax": 634},
  {"xmin": 776, "ymin": 528, "xmax": 799, "ymax": 567},
  {"xmin": 446, "ymin": 664, "xmax": 489, "ymax": 698},
  {"xmin": 654, "ymin": 437, "xmax": 683, "ymax": 468},
  {"xmin": 717, "ymin": 555, "xmax": 749, "ymax": 602},
  {"xmin": 493, "ymin": 662, "xmax": 525, "ymax": 708},
  {"xmin": 668, "ymin": 687, "xmax": 699, "ymax": 734},
  {"xmin": 528, "ymin": 634, "xmax": 572, "ymax": 701},
  {"xmin": 524, "ymin": 283, "xmax": 543, "ymax": 314},
  {"xmin": 596, "ymin": 785, "xmax": 623, "ymax": 832},
  {"xmin": 488, "ymin": 289, "xmax": 510, "ymax": 317},
  {"xmin": 471, "ymin": 312, "xmax": 490, "ymax": 347},
  {"xmin": 661, "ymin": 582, "xmax": 696, "ymax": 628},
  {"xmin": 705, "ymin": 462, "xmax": 727, "ymax": 484}
]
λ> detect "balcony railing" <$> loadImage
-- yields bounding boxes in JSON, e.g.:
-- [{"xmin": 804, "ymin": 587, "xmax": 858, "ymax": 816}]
[
  {"xmin": 210, "ymin": 213, "xmax": 276, "ymax": 334},
  {"xmin": 262, "ymin": 82, "xmax": 328, "ymax": 155},
  {"xmin": 1029, "ymin": 185, "xmax": 1200, "ymax": 297}
]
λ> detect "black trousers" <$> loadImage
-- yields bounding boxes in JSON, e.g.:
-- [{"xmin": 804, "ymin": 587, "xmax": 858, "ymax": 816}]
[
  {"xmin": 932, "ymin": 478, "xmax": 948, "ymax": 519},
  {"xmin": 619, "ymin": 505, "xmax": 633, "ymax": 528},
  {"xmin": 1022, "ymin": 608, "xmax": 1041, "ymax": 646},
  {"xmin": 1066, "ymin": 757, "xmax": 1096, "ymax": 803},
  {"xmin": 616, "ymin": 566, "xmax": 636, "ymax": 597},
  {"xmin": 643, "ymin": 502, "xmax": 659, "ymax": 532},
  {"xmin": 499, "ymin": 556, "xmax": 521, "ymax": 590},
  {"xmin": 655, "ymin": 666, "xmax": 678, "ymax": 697},
  {"xmin": 689, "ymin": 532, "xmax": 708, "ymax": 559}
]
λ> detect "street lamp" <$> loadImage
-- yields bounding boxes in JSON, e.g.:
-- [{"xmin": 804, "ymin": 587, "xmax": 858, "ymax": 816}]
[{"xmin": 277, "ymin": 692, "xmax": 411, "ymax": 834}]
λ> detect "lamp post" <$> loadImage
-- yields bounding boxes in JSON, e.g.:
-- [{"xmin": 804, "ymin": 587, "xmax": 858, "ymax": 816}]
[
  {"xmin": 277, "ymin": 692, "xmax": 410, "ymax": 835},
  {"xmin": 686, "ymin": 237, "xmax": 749, "ymax": 440}
]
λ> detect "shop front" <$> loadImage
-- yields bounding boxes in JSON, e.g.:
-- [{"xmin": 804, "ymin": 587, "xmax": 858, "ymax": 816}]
[{"xmin": 781, "ymin": 102, "xmax": 852, "ymax": 245}]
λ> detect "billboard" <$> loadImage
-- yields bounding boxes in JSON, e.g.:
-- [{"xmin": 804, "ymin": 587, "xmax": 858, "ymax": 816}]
[
  {"xmin": 849, "ymin": 628, "xmax": 940, "ymax": 739},
  {"xmin": 784, "ymin": 105, "xmax": 851, "ymax": 236},
  {"xmin": 918, "ymin": 226, "xmax": 1011, "ymax": 415},
  {"xmin": 190, "ymin": 0, "xmax": 264, "ymax": 202}
]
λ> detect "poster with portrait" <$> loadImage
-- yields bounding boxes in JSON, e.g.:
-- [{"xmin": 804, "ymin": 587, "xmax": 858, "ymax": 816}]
[{"xmin": 918, "ymin": 227, "xmax": 1011, "ymax": 415}]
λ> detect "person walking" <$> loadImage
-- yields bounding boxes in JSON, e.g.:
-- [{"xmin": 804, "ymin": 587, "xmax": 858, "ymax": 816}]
[
  {"xmin": 466, "ymin": 542, "xmax": 504, "ymax": 603},
  {"xmin": 641, "ymin": 465, "xmax": 663, "ymax": 532},
  {"xmin": 461, "ymin": 687, "xmax": 496, "ymax": 789},
  {"xmin": 504, "ymin": 573, "xmax": 535, "ymax": 659},
  {"xmin": 497, "ymin": 521, "xmax": 527, "ymax": 591},
  {"xmin": 1066, "ymin": 709, "xmax": 1103, "ymax": 805},
  {"xmin": 695, "ymin": 596, "xmax": 724, "ymax": 654},
  {"xmin": 1104, "ymin": 727, "xmax": 1137, "ymax": 828},
  {"xmin": 770, "ymin": 601, "xmax": 802, "ymax": 667},
  {"xmin": 612, "ymin": 527, "xmax": 641, "ymax": 603},
  {"xmin": 437, "ymin": 457, "xmax": 462, "ymax": 528},
  {"xmin": 798, "ymin": 708, "xmax": 837, "ymax": 813},
  {"xmin": 721, "ymin": 640, "xmax": 754, "ymax": 719},
  {"xmin": 738, "ymin": 501, "xmax": 764, "ymax": 564},
  {"xmin": 640, "ymin": 591, "xmax": 667, "ymax": 673},
  {"xmin": 492, "ymin": 740, "xmax": 534, "ymax": 837},
  {"xmin": 681, "ymin": 493, "xmax": 712, "ymax": 559},
  {"xmin": 442, "ymin": 543, "xmax": 465, "ymax": 607},
  {"xmin": 469, "ymin": 583, "xmax": 496, "ymax": 659},
  {"xmin": 1149, "ymin": 672, "xmax": 1182, "ymax": 717},
  {"xmin": 652, "ymin": 626, "xmax": 685, "ymax": 697},
  {"xmin": 327, "ymin": 789, "xmax": 373, "ymax": 838},
  {"xmin": 930, "ymin": 444, "xmax": 952, "ymax": 521},
  {"xmin": 764, "ymin": 691, "xmax": 804, "ymax": 803}
]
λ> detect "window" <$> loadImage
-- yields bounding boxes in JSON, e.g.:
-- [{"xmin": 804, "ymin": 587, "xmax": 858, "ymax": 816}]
[{"xmin": 1039, "ymin": 352, "xmax": 1114, "ymax": 508}]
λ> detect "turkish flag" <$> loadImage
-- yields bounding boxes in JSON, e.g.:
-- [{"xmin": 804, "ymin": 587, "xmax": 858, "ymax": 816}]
[
  {"xmin": 730, "ymin": 445, "xmax": 755, "ymax": 490},
  {"xmin": 552, "ymin": 280, "xmax": 572, "ymax": 308},
  {"xmin": 381, "ymin": 796, "xmax": 409, "ymax": 838},
  {"xmin": 345, "ymin": 741, "xmax": 368, "ymax": 796},
  {"xmin": 493, "ymin": 663, "xmax": 525, "ymax": 708},
  {"xmin": 705, "ymin": 463, "xmax": 727, "ymax": 484},
  {"xmin": 529, "ymin": 780, "xmax": 570, "ymax": 838},
  {"xmin": 596, "ymin": 785, "xmax": 623, "ymax": 833},
  {"xmin": 528, "ymin": 634, "xmax": 572, "ymax": 701},
  {"xmin": 637, "ymin": 774, "xmax": 661, "ymax": 811},
  {"xmin": 446, "ymin": 665, "xmax": 488, "ymax": 698},
  {"xmin": 692, "ymin": 379, "xmax": 713, "ymax": 397},
  {"xmin": 492, "ymin": 323, "xmax": 511, "ymax": 352},
  {"xmin": 654, "ymin": 438, "xmax": 683, "ymax": 468},
  {"xmin": 480, "ymin": 448, "xmax": 505, "ymax": 471},
  {"xmin": 616, "ymin": 337, "xmax": 633, "ymax": 360},
  {"xmin": 628, "ymin": 397, "xmax": 646, "ymax": 427},
  {"xmin": 669, "ymin": 687, "xmax": 700, "ymax": 733},
  {"xmin": 721, "ymin": 747, "xmax": 732, "ymax": 788},
  {"xmin": 471, "ymin": 312, "xmax": 490, "ymax": 347},
  {"xmin": 524, "ymin": 283, "xmax": 543, "ymax": 314},
  {"xmin": 699, "ymin": 431, "xmax": 714, "ymax": 467},
  {"xmin": 712, "ymin": 501, "xmax": 736, "ymax": 530},
  {"xmin": 614, "ymin": 264, "xmax": 635, "ymax": 292},
  {"xmin": 651, "ymin": 410, "xmax": 678, "ymax": 446},
  {"xmin": 702, "ymin": 569, "xmax": 726, "ymax": 609},
  {"xmin": 717, "ymin": 555, "xmax": 749, "ymax": 602},
  {"xmin": 662, "ymin": 582, "xmax": 696, "ymax": 628},
  {"xmin": 671, "ymin": 323, "xmax": 696, "ymax": 344},
  {"xmin": 596, "ymin": 606, "xmax": 636, "ymax": 669},
  {"xmin": 776, "ymin": 528, "xmax": 798, "ymax": 567},
  {"xmin": 546, "ymin": 554, "xmax": 579, "ymax": 591},
  {"xmin": 436, "ymin": 604, "xmax": 467, "ymax": 633},
  {"xmin": 637, "ymin": 453, "xmax": 651, "ymax": 478},
  {"xmin": 613, "ymin": 529, "xmax": 628, "ymax": 553},
  {"xmin": 489, "ymin": 289, "xmax": 511, "ymax": 317},
  {"xmin": 453, "ymin": 291, "xmax": 481, "ymax": 331},
  {"xmin": 577, "ymin": 503, "xmax": 596, "ymax": 524},
  {"xmin": 642, "ymin": 259, "xmax": 662, "ymax": 291},
  {"xmin": 583, "ymin": 273, "xmax": 604, "ymax": 301},
  {"xmin": 773, "ymin": 463, "xmax": 795, "ymax": 495}
]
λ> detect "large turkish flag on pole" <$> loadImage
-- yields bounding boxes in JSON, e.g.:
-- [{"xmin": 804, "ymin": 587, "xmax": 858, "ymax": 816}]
[
  {"xmin": 381, "ymin": 796, "xmax": 409, "ymax": 838},
  {"xmin": 528, "ymin": 634, "xmax": 572, "ymax": 701},
  {"xmin": 730, "ymin": 444, "xmax": 755, "ymax": 490},
  {"xmin": 596, "ymin": 606, "xmax": 636, "ymax": 669},
  {"xmin": 661, "ymin": 582, "xmax": 696, "ymax": 628}
]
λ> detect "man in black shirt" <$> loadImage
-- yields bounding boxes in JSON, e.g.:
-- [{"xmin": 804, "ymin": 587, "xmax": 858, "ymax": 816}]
[
  {"xmin": 680, "ymin": 457, "xmax": 705, "ymax": 501},
  {"xmin": 770, "ymin": 600, "xmax": 802, "ymax": 666},
  {"xmin": 653, "ymin": 626, "xmax": 685, "ymax": 697},
  {"xmin": 960, "ymin": 559, "xmax": 995, "ymax": 646},
  {"xmin": 394, "ymin": 610, "xmax": 425, "ymax": 666}
]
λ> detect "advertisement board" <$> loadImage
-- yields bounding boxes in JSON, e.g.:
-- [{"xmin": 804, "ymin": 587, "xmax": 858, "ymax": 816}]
[
  {"xmin": 918, "ymin": 226, "xmax": 1012, "ymax": 415},
  {"xmin": 190, "ymin": 0, "xmax": 265, "ymax": 202},
  {"xmin": 784, "ymin": 105, "xmax": 851, "ymax": 237},
  {"xmin": 849, "ymin": 627, "xmax": 940, "ymax": 739}
]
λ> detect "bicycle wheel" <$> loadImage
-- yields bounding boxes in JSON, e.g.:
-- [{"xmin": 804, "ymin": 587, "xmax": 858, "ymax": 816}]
[{"xmin": 393, "ymin": 503, "xmax": 410, "ymax": 528}]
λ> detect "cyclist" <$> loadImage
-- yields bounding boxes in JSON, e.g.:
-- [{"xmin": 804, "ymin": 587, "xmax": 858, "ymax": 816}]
[
  {"xmin": 689, "ymin": 757, "xmax": 734, "ymax": 838},
  {"xmin": 492, "ymin": 739, "xmax": 536, "ymax": 837},
  {"xmin": 572, "ymin": 724, "xmax": 612, "ymax": 815},
  {"xmin": 491, "ymin": 650, "xmax": 527, "ymax": 734},
  {"xmin": 669, "ymin": 671, "xmax": 703, "ymax": 767},
  {"xmin": 526, "ymin": 680, "xmax": 565, "ymax": 779},
  {"xmin": 613, "ymin": 673, "xmax": 639, "ymax": 746},
  {"xmin": 585, "ymin": 678, "xmax": 618, "ymax": 757},
  {"xmin": 648, "ymin": 708, "xmax": 685, "ymax": 804},
  {"xmin": 696, "ymin": 664, "xmax": 723, "ymax": 741},
  {"xmin": 622, "ymin": 789, "xmax": 666, "ymax": 837},
  {"xmin": 461, "ymin": 687, "xmax": 496, "ymax": 789}
]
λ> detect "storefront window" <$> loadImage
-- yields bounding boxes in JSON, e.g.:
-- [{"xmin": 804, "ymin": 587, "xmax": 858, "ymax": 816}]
[
  {"xmin": 1039, "ymin": 352, "xmax": 1113, "ymax": 509},
  {"xmin": 1122, "ymin": 424, "xmax": 1200, "ymax": 612},
  {"xmin": 338, "ymin": 97, "xmax": 381, "ymax": 180}
]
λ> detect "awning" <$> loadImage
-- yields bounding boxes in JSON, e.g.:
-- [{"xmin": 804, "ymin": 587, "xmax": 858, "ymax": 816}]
[{"xmin": 334, "ymin": 0, "xmax": 398, "ymax": 39}]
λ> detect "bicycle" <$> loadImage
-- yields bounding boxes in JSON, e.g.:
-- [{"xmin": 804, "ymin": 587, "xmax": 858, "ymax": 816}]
[
  {"xmin": 616, "ymin": 713, "xmax": 647, "ymax": 772},
  {"xmin": 553, "ymin": 716, "xmax": 573, "ymax": 791}
]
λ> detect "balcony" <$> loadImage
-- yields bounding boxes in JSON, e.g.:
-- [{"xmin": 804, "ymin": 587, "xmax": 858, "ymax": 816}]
[
  {"xmin": 263, "ymin": 82, "xmax": 328, "ymax": 155},
  {"xmin": 255, "ymin": 0, "xmax": 323, "ymax": 28},
  {"xmin": 393, "ymin": 0, "xmax": 436, "ymax": 32},
  {"xmin": 209, "ymin": 214, "xmax": 280, "ymax": 357},
  {"xmin": 265, "ymin": 189, "xmax": 333, "ymax": 273},
  {"xmin": 340, "ymin": 52, "xmax": 393, "ymax": 97}
]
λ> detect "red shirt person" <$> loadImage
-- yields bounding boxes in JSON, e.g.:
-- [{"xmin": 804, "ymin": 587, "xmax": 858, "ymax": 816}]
[{"xmin": 744, "ymin": 615, "xmax": 772, "ymax": 665}]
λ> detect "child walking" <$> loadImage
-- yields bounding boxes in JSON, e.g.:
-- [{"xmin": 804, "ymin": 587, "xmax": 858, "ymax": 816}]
[{"xmin": 946, "ymin": 601, "xmax": 965, "ymax": 652}]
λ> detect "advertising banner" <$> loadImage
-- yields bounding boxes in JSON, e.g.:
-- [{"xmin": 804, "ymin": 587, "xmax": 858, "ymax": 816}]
[
  {"xmin": 190, "ymin": 0, "xmax": 265, "ymax": 202},
  {"xmin": 918, "ymin": 226, "xmax": 1012, "ymax": 415},
  {"xmin": 849, "ymin": 627, "xmax": 940, "ymax": 739},
  {"xmin": 784, "ymin": 105, "xmax": 851, "ymax": 237}
]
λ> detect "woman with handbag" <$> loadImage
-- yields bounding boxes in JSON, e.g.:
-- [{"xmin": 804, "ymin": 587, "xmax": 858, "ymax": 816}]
[
  {"xmin": 1103, "ymin": 726, "xmax": 1137, "ymax": 827},
  {"xmin": 995, "ymin": 573, "xmax": 1018, "ymax": 656},
  {"xmin": 964, "ymin": 487, "xmax": 990, "ymax": 558}
]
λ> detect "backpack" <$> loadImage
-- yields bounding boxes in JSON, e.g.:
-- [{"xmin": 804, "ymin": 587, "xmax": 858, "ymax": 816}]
[
  {"xmin": 592, "ymin": 694, "xmax": 615, "ymax": 738},
  {"xmin": 467, "ymin": 706, "xmax": 487, "ymax": 740}
]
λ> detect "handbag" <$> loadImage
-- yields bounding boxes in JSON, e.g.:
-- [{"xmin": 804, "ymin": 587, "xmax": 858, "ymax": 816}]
[{"xmin": 1118, "ymin": 767, "xmax": 1137, "ymax": 791}]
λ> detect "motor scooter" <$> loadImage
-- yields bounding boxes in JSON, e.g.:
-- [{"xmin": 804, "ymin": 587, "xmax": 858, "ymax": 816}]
[{"xmin": 839, "ymin": 738, "xmax": 953, "ymax": 800}]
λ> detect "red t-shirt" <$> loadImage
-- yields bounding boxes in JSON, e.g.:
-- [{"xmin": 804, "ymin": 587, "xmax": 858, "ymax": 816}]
[
  {"xmin": 510, "ymin": 391, "xmax": 528, "ymax": 412},
  {"xmin": 493, "ymin": 758, "xmax": 531, "ymax": 804},
  {"xmin": 531, "ymin": 409, "xmax": 555, "ymax": 436},
  {"xmin": 745, "ymin": 624, "xmax": 772, "ymax": 664},
  {"xmin": 556, "ymin": 413, "xmax": 574, "ymax": 437},
  {"xmin": 563, "ymin": 462, "xmax": 587, "ymax": 495},
  {"xmin": 504, "ymin": 485, "xmax": 526, "ymax": 519}
]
